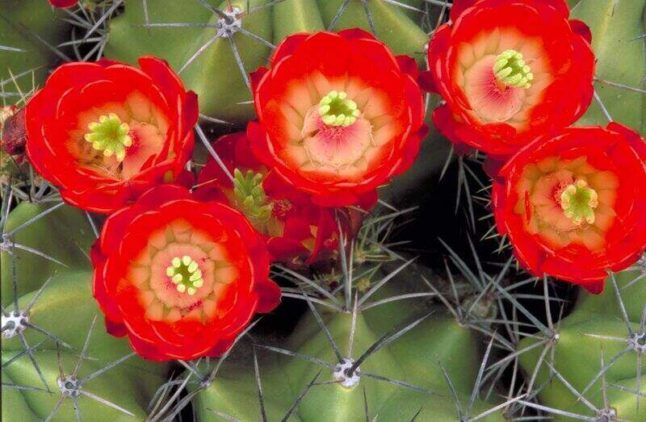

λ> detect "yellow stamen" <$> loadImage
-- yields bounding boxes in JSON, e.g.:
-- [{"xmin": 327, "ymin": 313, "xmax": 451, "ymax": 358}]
[
  {"xmin": 560, "ymin": 179, "xmax": 599, "ymax": 225},
  {"xmin": 165, "ymin": 255, "xmax": 203, "ymax": 295},
  {"xmin": 319, "ymin": 90, "xmax": 360, "ymax": 127},
  {"xmin": 83, "ymin": 113, "xmax": 132, "ymax": 162},
  {"xmin": 493, "ymin": 50, "xmax": 534, "ymax": 89}
]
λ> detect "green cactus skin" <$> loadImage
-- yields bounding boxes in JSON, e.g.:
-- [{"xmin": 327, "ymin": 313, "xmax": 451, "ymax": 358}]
[
  {"xmin": 3, "ymin": 2, "xmax": 644, "ymax": 421},
  {"xmin": 315, "ymin": 0, "xmax": 428, "ymax": 62},
  {"xmin": 1, "ymin": 202, "xmax": 96, "ymax": 306},
  {"xmin": 518, "ymin": 269, "xmax": 646, "ymax": 420},
  {"xmin": 105, "ymin": 0, "xmax": 271, "ymax": 124},
  {"xmin": 0, "ymin": 0, "xmax": 70, "ymax": 102},
  {"xmin": 272, "ymin": 0, "xmax": 325, "ymax": 43},
  {"xmin": 571, "ymin": 0, "xmax": 646, "ymax": 130},
  {"xmin": 104, "ymin": 0, "xmax": 429, "ymax": 124},
  {"xmin": 1, "ymin": 271, "xmax": 169, "ymax": 421},
  {"xmin": 188, "ymin": 290, "xmax": 505, "ymax": 421}
]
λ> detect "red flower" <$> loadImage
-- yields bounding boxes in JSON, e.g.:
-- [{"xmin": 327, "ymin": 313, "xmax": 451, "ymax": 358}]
[
  {"xmin": 249, "ymin": 29, "xmax": 427, "ymax": 207},
  {"xmin": 49, "ymin": 0, "xmax": 77, "ymax": 8},
  {"xmin": 25, "ymin": 57, "xmax": 198, "ymax": 213},
  {"xmin": 91, "ymin": 185, "xmax": 281, "ymax": 361},
  {"xmin": 492, "ymin": 123, "xmax": 646, "ymax": 293},
  {"xmin": 425, "ymin": 0, "xmax": 594, "ymax": 158},
  {"xmin": 196, "ymin": 132, "xmax": 342, "ymax": 265}
]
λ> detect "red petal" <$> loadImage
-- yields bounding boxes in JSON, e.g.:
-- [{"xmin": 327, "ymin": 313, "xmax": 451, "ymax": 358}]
[
  {"xmin": 570, "ymin": 19, "xmax": 592, "ymax": 43},
  {"xmin": 49, "ymin": 0, "xmax": 77, "ymax": 8},
  {"xmin": 255, "ymin": 278, "xmax": 281, "ymax": 313}
]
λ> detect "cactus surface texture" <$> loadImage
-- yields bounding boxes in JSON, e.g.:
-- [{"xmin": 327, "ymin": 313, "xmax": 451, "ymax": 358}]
[{"xmin": 1, "ymin": 1, "xmax": 645, "ymax": 421}]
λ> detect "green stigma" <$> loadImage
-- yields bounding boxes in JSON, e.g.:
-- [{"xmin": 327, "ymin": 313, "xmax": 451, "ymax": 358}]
[
  {"xmin": 83, "ymin": 113, "xmax": 132, "ymax": 162},
  {"xmin": 493, "ymin": 50, "xmax": 533, "ymax": 89},
  {"xmin": 233, "ymin": 168, "xmax": 273, "ymax": 230},
  {"xmin": 165, "ymin": 255, "xmax": 203, "ymax": 295},
  {"xmin": 319, "ymin": 90, "xmax": 360, "ymax": 127},
  {"xmin": 560, "ymin": 179, "xmax": 599, "ymax": 225}
]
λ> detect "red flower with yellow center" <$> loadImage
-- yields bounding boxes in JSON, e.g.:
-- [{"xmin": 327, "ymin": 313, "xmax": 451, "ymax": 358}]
[
  {"xmin": 196, "ymin": 133, "xmax": 346, "ymax": 265},
  {"xmin": 249, "ymin": 29, "xmax": 427, "ymax": 207},
  {"xmin": 92, "ymin": 185, "xmax": 281, "ymax": 361},
  {"xmin": 492, "ymin": 123, "xmax": 646, "ymax": 293},
  {"xmin": 426, "ymin": 0, "xmax": 594, "ymax": 158},
  {"xmin": 25, "ymin": 57, "xmax": 198, "ymax": 213}
]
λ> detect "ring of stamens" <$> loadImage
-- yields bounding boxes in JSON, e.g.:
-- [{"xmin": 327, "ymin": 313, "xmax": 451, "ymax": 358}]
[
  {"xmin": 559, "ymin": 179, "xmax": 599, "ymax": 225},
  {"xmin": 493, "ymin": 49, "xmax": 534, "ymax": 89},
  {"xmin": 165, "ymin": 255, "xmax": 204, "ymax": 296},
  {"xmin": 83, "ymin": 113, "xmax": 132, "ymax": 162},
  {"xmin": 319, "ymin": 90, "xmax": 360, "ymax": 127}
]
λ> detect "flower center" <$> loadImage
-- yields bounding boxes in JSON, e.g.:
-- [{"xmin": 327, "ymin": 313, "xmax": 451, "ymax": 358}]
[
  {"xmin": 559, "ymin": 179, "xmax": 599, "ymax": 225},
  {"xmin": 165, "ymin": 255, "xmax": 204, "ymax": 295},
  {"xmin": 319, "ymin": 90, "xmax": 360, "ymax": 127},
  {"xmin": 493, "ymin": 50, "xmax": 533, "ymax": 89},
  {"xmin": 233, "ymin": 168, "xmax": 273, "ymax": 230},
  {"xmin": 83, "ymin": 113, "xmax": 132, "ymax": 161}
]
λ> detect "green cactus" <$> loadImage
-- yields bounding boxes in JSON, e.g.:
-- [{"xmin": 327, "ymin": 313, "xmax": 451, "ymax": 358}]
[
  {"xmin": 571, "ymin": 0, "xmax": 646, "ymax": 130},
  {"xmin": 178, "ymin": 210, "xmax": 522, "ymax": 421},
  {"xmin": 0, "ymin": 0, "xmax": 70, "ymax": 102},
  {"xmin": 1, "ymin": 200, "xmax": 169, "ymax": 421},
  {"xmin": 518, "ymin": 269, "xmax": 646, "ymax": 420},
  {"xmin": 2, "ymin": 1, "xmax": 645, "ymax": 421},
  {"xmin": 104, "ymin": 0, "xmax": 429, "ymax": 124},
  {"xmin": 2, "ymin": 272, "xmax": 169, "ymax": 421},
  {"xmin": 1, "ymin": 202, "xmax": 95, "ymax": 306},
  {"xmin": 187, "ymin": 282, "xmax": 507, "ymax": 421}
]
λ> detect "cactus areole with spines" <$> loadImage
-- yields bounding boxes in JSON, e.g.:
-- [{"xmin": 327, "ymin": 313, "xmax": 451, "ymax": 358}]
[
  {"xmin": 215, "ymin": 7, "xmax": 242, "ymax": 38},
  {"xmin": 333, "ymin": 358, "xmax": 361, "ymax": 389},
  {"xmin": 1, "ymin": 311, "xmax": 28, "ymax": 339}
]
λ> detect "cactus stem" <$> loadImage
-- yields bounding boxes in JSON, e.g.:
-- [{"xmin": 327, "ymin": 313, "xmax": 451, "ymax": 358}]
[
  {"xmin": 43, "ymin": 317, "xmax": 137, "ymax": 417},
  {"xmin": 328, "ymin": 0, "xmax": 351, "ymax": 31}
]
